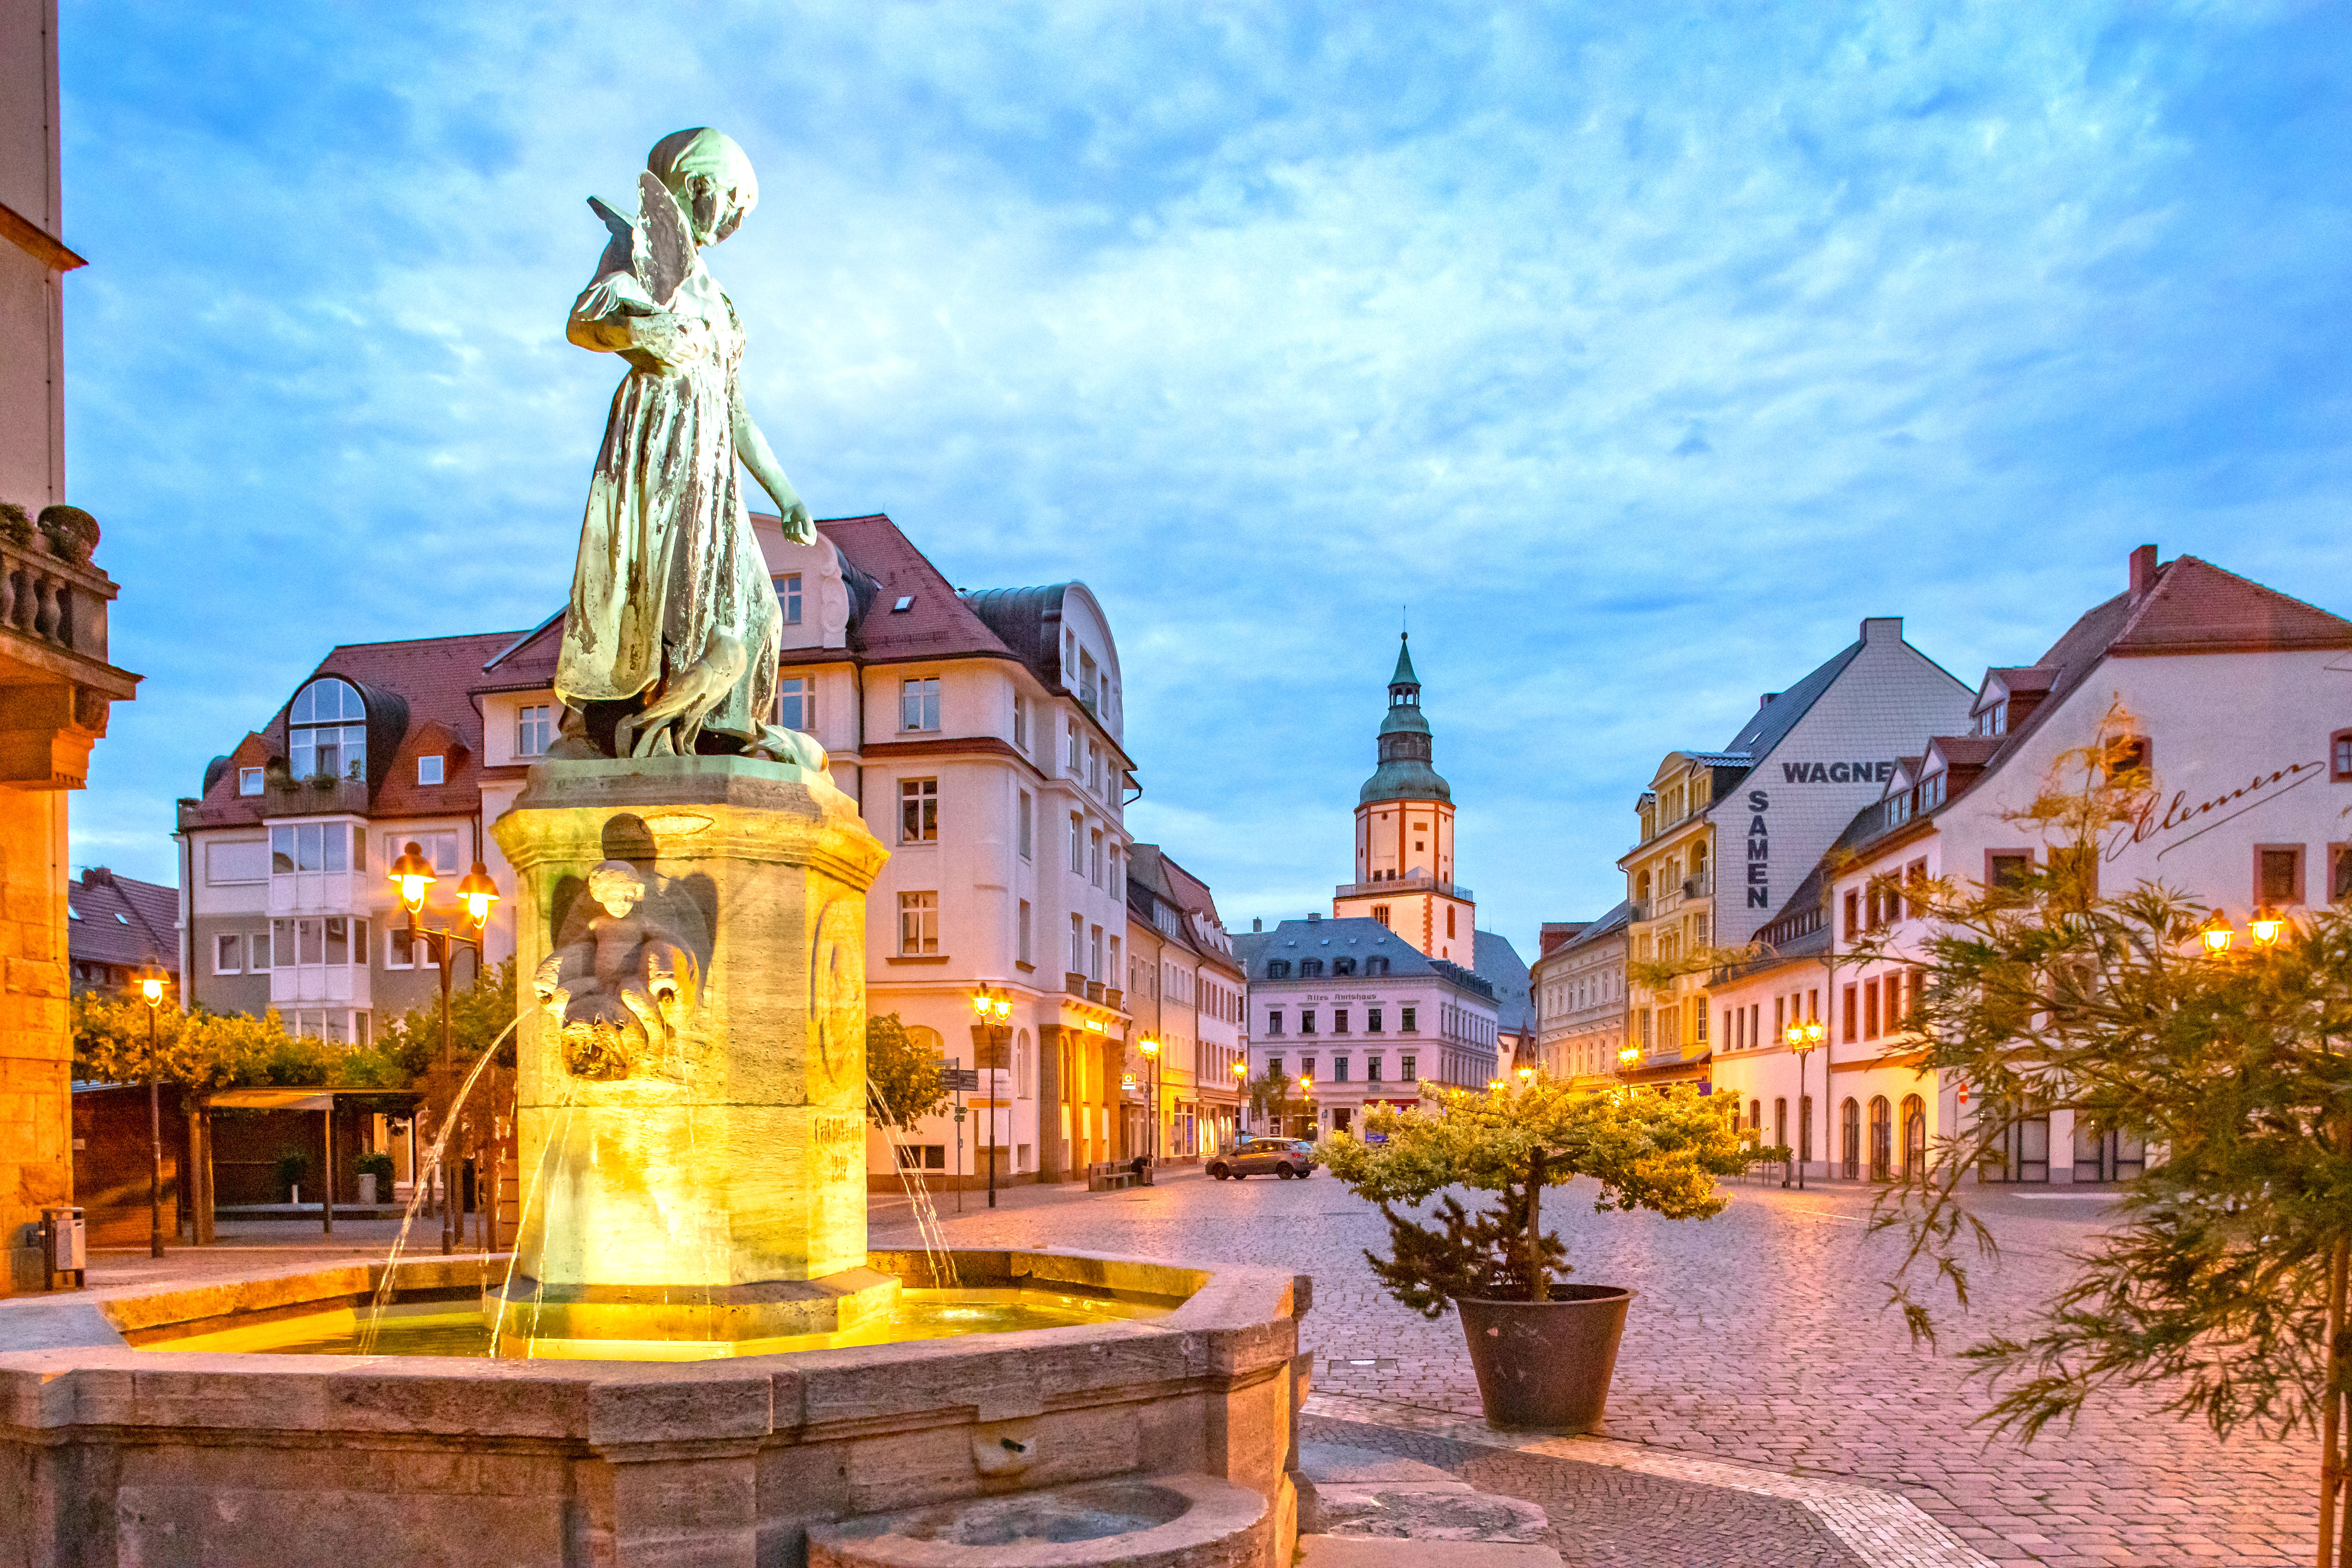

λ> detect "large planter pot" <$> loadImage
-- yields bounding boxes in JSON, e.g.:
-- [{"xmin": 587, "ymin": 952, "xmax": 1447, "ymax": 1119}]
[{"xmin": 1456, "ymin": 1286, "xmax": 1634, "ymax": 1431}]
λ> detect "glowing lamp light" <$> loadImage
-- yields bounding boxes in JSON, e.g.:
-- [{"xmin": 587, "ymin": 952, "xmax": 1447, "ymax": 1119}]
[
  {"xmin": 1139, "ymin": 1037, "xmax": 1160, "ymax": 1058},
  {"xmin": 390, "ymin": 842, "xmax": 436, "ymax": 913},
  {"xmin": 135, "ymin": 962, "xmax": 166, "ymax": 1008},
  {"xmin": 1231, "ymin": 1060, "xmax": 1247, "ymax": 1078},
  {"xmin": 2200, "ymin": 914, "xmax": 2235, "ymax": 956},
  {"xmin": 2250, "ymin": 908, "xmax": 2286, "ymax": 948},
  {"xmin": 1803, "ymin": 1021, "xmax": 1826, "ymax": 1047},
  {"xmin": 455, "ymin": 862, "xmax": 500, "ymax": 928},
  {"xmin": 1516, "ymin": 1065, "xmax": 1535, "ymax": 1084},
  {"xmin": 1783, "ymin": 1023, "xmax": 1804, "ymax": 1048},
  {"xmin": 1298, "ymin": 1075, "xmax": 1313, "ymax": 1093},
  {"xmin": 1617, "ymin": 1044, "xmax": 1642, "ymax": 1067},
  {"xmin": 1487, "ymin": 1078, "xmax": 1504, "ymax": 1091}
]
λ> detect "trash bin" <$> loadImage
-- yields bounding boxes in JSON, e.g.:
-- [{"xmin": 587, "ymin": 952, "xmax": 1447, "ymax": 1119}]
[{"xmin": 40, "ymin": 1205, "xmax": 84, "ymax": 1289}]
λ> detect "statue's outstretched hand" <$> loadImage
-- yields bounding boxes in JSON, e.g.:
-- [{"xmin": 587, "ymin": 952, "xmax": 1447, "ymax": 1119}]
[
  {"xmin": 777, "ymin": 497, "xmax": 815, "ymax": 543},
  {"xmin": 627, "ymin": 312, "xmax": 711, "ymax": 373}
]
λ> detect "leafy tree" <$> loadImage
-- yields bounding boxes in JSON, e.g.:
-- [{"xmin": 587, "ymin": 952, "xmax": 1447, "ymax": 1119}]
[
  {"xmin": 1851, "ymin": 726, "xmax": 2352, "ymax": 1565},
  {"xmin": 382, "ymin": 960, "xmax": 518, "ymax": 1078},
  {"xmin": 72, "ymin": 992, "xmax": 406, "ymax": 1090},
  {"xmin": 866, "ymin": 1012, "xmax": 946, "ymax": 1127},
  {"xmin": 1320, "ymin": 1079, "xmax": 1750, "ymax": 1313}
]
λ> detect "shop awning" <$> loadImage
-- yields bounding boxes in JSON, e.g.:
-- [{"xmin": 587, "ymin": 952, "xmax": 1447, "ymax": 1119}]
[{"xmin": 202, "ymin": 1087, "xmax": 423, "ymax": 1111}]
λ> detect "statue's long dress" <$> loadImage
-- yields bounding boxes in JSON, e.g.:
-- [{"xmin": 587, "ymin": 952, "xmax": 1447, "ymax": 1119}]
[{"xmin": 554, "ymin": 238, "xmax": 779, "ymax": 744}]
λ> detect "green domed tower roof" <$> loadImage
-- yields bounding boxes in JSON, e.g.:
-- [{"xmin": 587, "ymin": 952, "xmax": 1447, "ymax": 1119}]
[{"xmin": 1360, "ymin": 633, "xmax": 1451, "ymax": 805}]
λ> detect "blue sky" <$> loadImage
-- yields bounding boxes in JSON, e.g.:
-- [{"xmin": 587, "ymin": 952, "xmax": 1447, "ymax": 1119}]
[{"xmin": 54, "ymin": 2, "xmax": 2352, "ymax": 953}]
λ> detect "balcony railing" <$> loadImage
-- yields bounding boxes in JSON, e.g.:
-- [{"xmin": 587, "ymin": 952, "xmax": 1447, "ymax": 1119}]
[{"xmin": 1333, "ymin": 871, "xmax": 1474, "ymax": 902}]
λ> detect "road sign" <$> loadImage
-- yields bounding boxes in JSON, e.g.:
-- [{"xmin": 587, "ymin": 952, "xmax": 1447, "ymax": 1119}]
[
  {"xmin": 943, "ymin": 1068, "xmax": 980, "ymax": 1091},
  {"xmin": 953, "ymin": 1107, "xmax": 967, "ymax": 1122}
]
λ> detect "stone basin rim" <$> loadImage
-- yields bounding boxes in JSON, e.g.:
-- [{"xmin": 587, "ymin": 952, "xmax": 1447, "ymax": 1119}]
[{"xmin": 808, "ymin": 1473, "xmax": 1270, "ymax": 1568}]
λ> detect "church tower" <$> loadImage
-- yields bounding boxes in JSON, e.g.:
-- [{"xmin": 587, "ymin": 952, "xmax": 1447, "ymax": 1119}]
[{"xmin": 1332, "ymin": 634, "xmax": 1476, "ymax": 963}]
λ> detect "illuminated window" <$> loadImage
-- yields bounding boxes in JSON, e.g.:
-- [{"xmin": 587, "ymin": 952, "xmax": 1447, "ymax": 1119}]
[
  {"xmin": 289, "ymin": 677, "xmax": 367, "ymax": 781},
  {"xmin": 899, "ymin": 778, "xmax": 937, "ymax": 844}
]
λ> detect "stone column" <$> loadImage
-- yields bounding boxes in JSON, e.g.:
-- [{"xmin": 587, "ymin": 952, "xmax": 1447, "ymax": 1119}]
[
  {"xmin": 1035, "ymin": 1024, "xmax": 1066, "ymax": 1182},
  {"xmin": 489, "ymin": 755, "xmax": 893, "ymax": 1347},
  {"xmin": 0, "ymin": 790, "xmax": 69, "ymax": 1294}
]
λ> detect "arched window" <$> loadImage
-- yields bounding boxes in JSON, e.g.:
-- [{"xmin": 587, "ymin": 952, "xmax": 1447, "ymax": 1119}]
[
  {"xmin": 289, "ymin": 677, "xmax": 367, "ymax": 781},
  {"xmin": 1266, "ymin": 961, "xmax": 1290, "ymax": 979},
  {"xmin": 907, "ymin": 1023, "xmax": 943, "ymax": 1057},
  {"xmin": 1901, "ymin": 1094, "xmax": 1926, "ymax": 1179},
  {"xmin": 1841, "ymin": 1098, "xmax": 1861, "ymax": 1180},
  {"xmin": 1773, "ymin": 1096, "xmax": 1788, "ymax": 1162},
  {"xmin": 1446, "ymin": 906, "xmax": 1457, "ymax": 938},
  {"xmin": 1799, "ymin": 1095, "xmax": 1814, "ymax": 1166},
  {"xmin": 1635, "ymin": 870, "xmax": 1652, "ymax": 901},
  {"xmin": 1748, "ymin": 1097, "xmax": 1761, "ymax": 1132},
  {"xmin": 1869, "ymin": 1096, "xmax": 1892, "ymax": 1181}
]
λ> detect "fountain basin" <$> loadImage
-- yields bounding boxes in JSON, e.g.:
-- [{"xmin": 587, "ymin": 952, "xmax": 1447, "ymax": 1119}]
[
  {"xmin": 0, "ymin": 1248, "xmax": 1308, "ymax": 1568},
  {"xmin": 810, "ymin": 1473, "xmax": 1267, "ymax": 1568}
]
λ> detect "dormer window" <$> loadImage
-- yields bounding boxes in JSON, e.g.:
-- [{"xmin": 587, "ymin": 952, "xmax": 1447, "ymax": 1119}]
[
  {"xmin": 1974, "ymin": 701, "xmax": 2007, "ymax": 738},
  {"xmin": 238, "ymin": 767, "xmax": 263, "ymax": 796},
  {"xmin": 289, "ymin": 677, "xmax": 367, "ymax": 782},
  {"xmin": 417, "ymin": 755, "xmax": 445, "ymax": 786}
]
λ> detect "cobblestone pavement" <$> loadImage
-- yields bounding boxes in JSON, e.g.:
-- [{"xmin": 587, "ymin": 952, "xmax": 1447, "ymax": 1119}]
[
  {"xmin": 1302, "ymin": 1415, "xmax": 1870, "ymax": 1568},
  {"xmin": 873, "ymin": 1169, "xmax": 2318, "ymax": 1566}
]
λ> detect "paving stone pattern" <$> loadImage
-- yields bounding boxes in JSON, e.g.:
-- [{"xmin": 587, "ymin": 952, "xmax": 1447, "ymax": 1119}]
[{"xmin": 872, "ymin": 1173, "xmax": 2318, "ymax": 1565}]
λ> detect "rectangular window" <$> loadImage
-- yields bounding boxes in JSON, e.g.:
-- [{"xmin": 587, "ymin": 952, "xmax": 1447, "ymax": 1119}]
[
  {"xmin": 1017, "ymin": 791, "xmax": 1033, "ymax": 860},
  {"xmin": 353, "ymin": 916, "xmax": 368, "ymax": 964},
  {"xmin": 2257, "ymin": 845, "xmax": 2306, "ymax": 906},
  {"xmin": 1070, "ymin": 812, "xmax": 1085, "ymax": 875},
  {"xmin": 1401, "ymin": 1054, "xmax": 1417, "ymax": 1080},
  {"xmin": 1109, "ymin": 846, "xmax": 1122, "ymax": 897},
  {"xmin": 1267, "ymin": 1056, "xmax": 1283, "ymax": 1081},
  {"xmin": 385, "ymin": 830, "xmax": 459, "ymax": 876},
  {"xmin": 1089, "ymin": 923, "xmax": 1103, "ymax": 981},
  {"xmin": 297, "ymin": 919, "xmax": 324, "ymax": 966},
  {"xmin": 247, "ymin": 929, "xmax": 271, "ymax": 971},
  {"xmin": 205, "ymin": 839, "xmax": 269, "ymax": 885},
  {"xmin": 1086, "ymin": 739, "xmax": 1100, "ymax": 795},
  {"xmin": 1988, "ymin": 851, "xmax": 2034, "ymax": 890},
  {"xmin": 782, "ymin": 573, "xmax": 803, "ymax": 625},
  {"xmin": 417, "ymin": 755, "xmax": 444, "ymax": 786},
  {"xmin": 2334, "ymin": 843, "xmax": 2352, "ymax": 905},
  {"xmin": 1109, "ymin": 934, "xmax": 1121, "ymax": 981},
  {"xmin": 1334, "ymin": 1057, "xmax": 1351, "ymax": 1083},
  {"xmin": 1371, "ymin": 903, "xmax": 1389, "ymax": 927},
  {"xmin": 1843, "ymin": 889, "xmax": 1860, "ymax": 938},
  {"xmin": 515, "ymin": 704, "xmax": 553, "ymax": 758},
  {"xmin": 1302, "ymin": 1010, "xmax": 1317, "ymax": 1034},
  {"xmin": 778, "ymin": 677, "xmax": 813, "ymax": 733},
  {"xmin": 1013, "ymin": 695, "xmax": 1028, "ymax": 752},
  {"xmin": 1401, "ymin": 1006, "xmax": 1418, "ymax": 1032},
  {"xmin": 1842, "ymin": 984, "xmax": 1859, "ymax": 1044},
  {"xmin": 1368, "ymin": 1008, "xmax": 1383, "ymax": 1032},
  {"xmin": 898, "ymin": 891, "xmax": 939, "ymax": 956},
  {"xmin": 238, "ymin": 766, "xmax": 263, "ymax": 796},
  {"xmin": 900, "ymin": 677, "xmax": 940, "ymax": 732},
  {"xmin": 1070, "ymin": 914, "xmax": 1084, "ymax": 973},
  {"xmin": 1367, "ymin": 1056, "xmax": 1383, "ymax": 1082},
  {"xmin": 1334, "ymin": 1008, "xmax": 1350, "ymax": 1034},
  {"xmin": 214, "ymin": 933, "xmax": 242, "ymax": 974},
  {"xmin": 1090, "ymin": 829, "xmax": 1104, "ymax": 888},
  {"xmin": 325, "ymin": 917, "xmax": 349, "ymax": 967},
  {"xmin": 1863, "ymin": 979, "xmax": 1880, "ymax": 1039},
  {"xmin": 899, "ymin": 777, "xmax": 938, "ymax": 844},
  {"xmin": 1018, "ymin": 900, "xmax": 1033, "ymax": 964},
  {"xmin": 1267, "ymin": 1010, "xmax": 1283, "ymax": 1035}
]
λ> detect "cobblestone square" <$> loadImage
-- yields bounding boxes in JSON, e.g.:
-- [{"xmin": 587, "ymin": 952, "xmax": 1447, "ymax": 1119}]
[{"xmin": 874, "ymin": 1170, "xmax": 2315, "ymax": 1566}]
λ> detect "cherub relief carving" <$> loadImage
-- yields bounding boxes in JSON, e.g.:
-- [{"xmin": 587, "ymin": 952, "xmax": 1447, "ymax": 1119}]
[{"xmin": 534, "ymin": 860, "xmax": 704, "ymax": 1081}]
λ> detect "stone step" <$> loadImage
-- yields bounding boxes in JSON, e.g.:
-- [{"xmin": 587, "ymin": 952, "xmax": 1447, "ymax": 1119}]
[{"xmin": 1298, "ymin": 1538, "xmax": 1562, "ymax": 1568}]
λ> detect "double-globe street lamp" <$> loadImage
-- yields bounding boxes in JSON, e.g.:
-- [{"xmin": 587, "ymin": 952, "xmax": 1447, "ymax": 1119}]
[
  {"xmin": 968, "ymin": 986, "xmax": 1013, "ymax": 1208},
  {"xmin": 1137, "ymin": 1035, "xmax": 1162, "ymax": 1167},
  {"xmin": 388, "ymin": 843, "xmax": 499, "ymax": 1255},
  {"xmin": 134, "ymin": 962, "xmax": 170, "ymax": 1259},
  {"xmin": 1231, "ymin": 1057, "xmax": 1246, "ymax": 1141},
  {"xmin": 1781, "ymin": 1018, "xmax": 1826, "ymax": 1189}
]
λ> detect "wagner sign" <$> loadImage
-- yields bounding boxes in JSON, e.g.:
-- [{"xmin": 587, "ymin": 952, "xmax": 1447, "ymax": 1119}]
[
  {"xmin": 1780, "ymin": 760, "xmax": 1898, "ymax": 784},
  {"xmin": 1742, "ymin": 761, "xmax": 1899, "ymax": 912}
]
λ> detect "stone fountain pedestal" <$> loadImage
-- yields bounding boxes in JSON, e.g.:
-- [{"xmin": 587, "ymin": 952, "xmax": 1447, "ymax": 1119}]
[{"xmin": 487, "ymin": 753, "xmax": 894, "ymax": 1348}]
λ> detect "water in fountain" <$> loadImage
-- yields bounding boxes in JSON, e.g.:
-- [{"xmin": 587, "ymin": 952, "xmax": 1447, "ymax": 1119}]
[
  {"xmin": 355, "ymin": 1017, "xmax": 519, "ymax": 1355},
  {"xmin": 868, "ymin": 1082, "xmax": 959, "ymax": 1288}
]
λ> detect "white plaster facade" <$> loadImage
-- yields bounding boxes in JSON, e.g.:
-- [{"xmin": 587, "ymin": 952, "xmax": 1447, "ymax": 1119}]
[{"xmin": 1528, "ymin": 908, "xmax": 1631, "ymax": 1085}]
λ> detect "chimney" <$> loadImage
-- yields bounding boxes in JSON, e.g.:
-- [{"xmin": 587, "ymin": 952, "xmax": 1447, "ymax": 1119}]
[
  {"xmin": 1252, "ymin": 918, "xmax": 1262, "ymax": 932},
  {"xmin": 2130, "ymin": 544, "xmax": 2158, "ymax": 597},
  {"xmin": 1306, "ymin": 912, "xmax": 1320, "ymax": 924},
  {"xmin": 1758, "ymin": 693, "xmax": 1779, "ymax": 710},
  {"xmin": 1860, "ymin": 617, "xmax": 1902, "ymax": 645}
]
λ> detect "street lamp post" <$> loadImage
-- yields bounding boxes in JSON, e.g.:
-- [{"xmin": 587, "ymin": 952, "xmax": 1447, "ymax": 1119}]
[
  {"xmin": 1782, "ymin": 1018, "xmax": 1825, "ymax": 1189},
  {"xmin": 1231, "ymin": 1057, "xmax": 1246, "ymax": 1141},
  {"xmin": 1139, "ymin": 1036, "xmax": 1161, "ymax": 1167},
  {"xmin": 389, "ymin": 843, "xmax": 499, "ymax": 1255},
  {"xmin": 968, "ymin": 986, "xmax": 1013, "ymax": 1208},
  {"xmin": 1297, "ymin": 1074, "xmax": 1312, "ymax": 1139},
  {"xmin": 135, "ymin": 963, "xmax": 169, "ymax": 1259}
]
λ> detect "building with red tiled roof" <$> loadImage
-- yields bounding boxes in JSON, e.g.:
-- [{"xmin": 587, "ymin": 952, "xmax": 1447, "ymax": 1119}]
[
  {"xmin": 67, "ymin": 868, "xmax": 178, "ymax": 993},
  {"xmin": 176, "ymin": 511, "xmax": 1167, "ymax": 1187},
  {"xmin": 1709, "ymin": 545, "xmax": 2352, "ymax": 1188}
]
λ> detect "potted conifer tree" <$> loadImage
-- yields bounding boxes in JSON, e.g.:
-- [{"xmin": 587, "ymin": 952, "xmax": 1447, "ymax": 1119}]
[{"xmin": 1320, "ymin": 1079, "xmax": 1750, "ymax": 1430}]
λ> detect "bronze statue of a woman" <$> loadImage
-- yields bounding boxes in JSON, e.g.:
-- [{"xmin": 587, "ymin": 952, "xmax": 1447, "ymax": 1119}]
[{"xmin": 554, "ymin": 127, "xmax": 813, "ymax": 760}]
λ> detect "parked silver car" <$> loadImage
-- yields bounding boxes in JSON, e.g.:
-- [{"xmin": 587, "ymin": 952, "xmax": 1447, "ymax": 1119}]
[{"xmin": 1206, "ymin": 1136, "xmax": 1316, "ymax": 1180}]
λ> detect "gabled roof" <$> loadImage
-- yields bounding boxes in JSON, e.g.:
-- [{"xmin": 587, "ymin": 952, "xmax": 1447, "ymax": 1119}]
[
  {"xmin": 1924, "ymin": 735, "xmax": 2003, "ymax": 771},
  {"xmin": 68, "ymin": 868, "xmax": 178, "ymax": 974},
  {"xmin": 814, "ymin": 514, "xmax": 1025, "ymax": 668},
  {"xmin": 1721, "ymin": 639, "xmax": 1864, "ymax": 759},
  {"xmin": 2108, "ymin": 555, "xmax": 2352, "ymax": 656},
  {"xmin": 1472, "ymin": 930, "xmax": 1531, "ymax": 1032}
]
